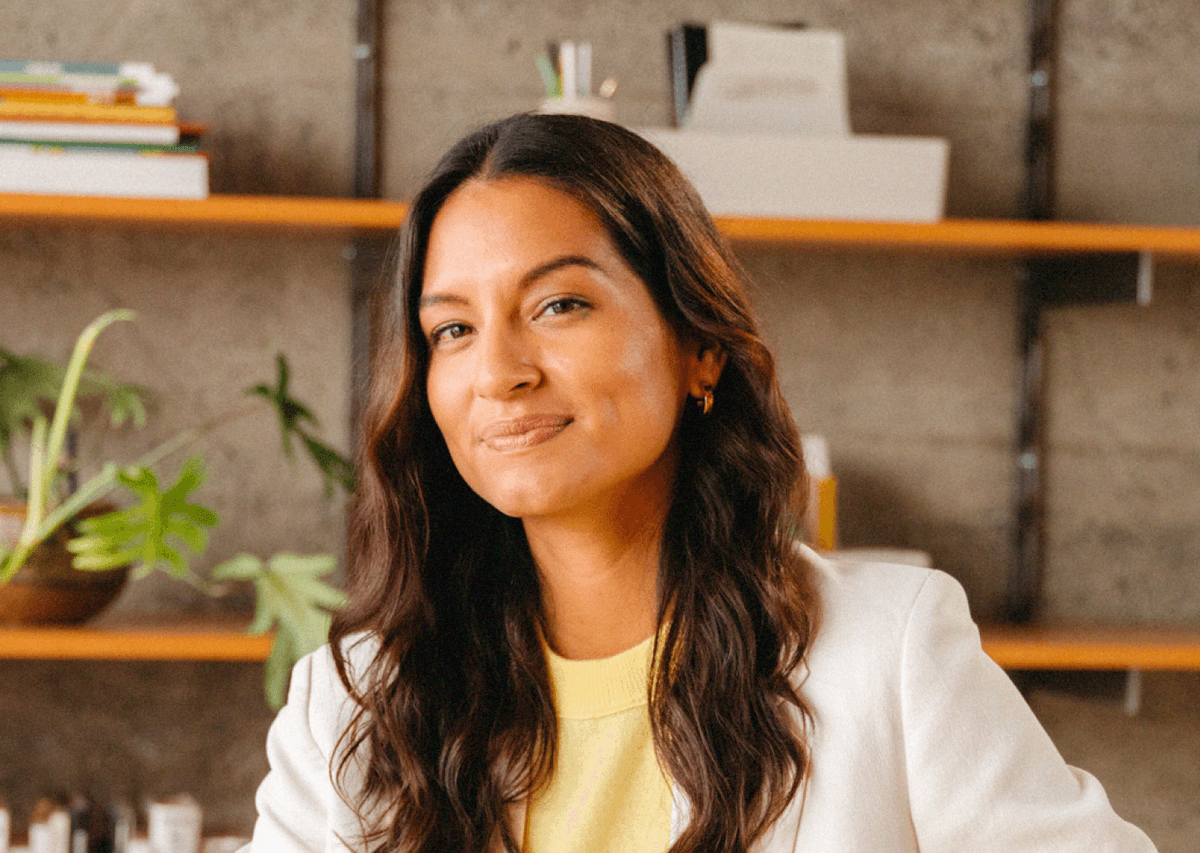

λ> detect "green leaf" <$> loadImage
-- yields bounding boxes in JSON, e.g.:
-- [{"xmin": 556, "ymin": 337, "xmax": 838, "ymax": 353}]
[
  {"xmin": 0, "ymin": 347, "xmax": 66, "ymax": 442},
  {"xmin": 0, "ymin": 341, "xmax": 147, "ymax": 440},
  {"xmin": 67, "ymin": 455, "xmax": 218, "ymax": 577},
  {"xmin": 211, "ymin": 552, "xmax": 268, "ymax": 581},
  {"xmin": 77, "ymin": 369, "xmax": 149, "ymax": 430},
  {"xmin": 247, "ymin": 353, "xmax": 354, "ymax": 497},
  {"xmin": 210, "ymin": 550, "xmax": 345, "ymax": 709},
  {"xmin": 262, "ymin": 630, "xmax": 298, "ymax": 710},
  {"xmin": 300, "ymin": 434, "xmax": 356, "ymax": 496},
  {"xmin": 247, "ymin": 354, "xmax": 317, "ymax": 459}
]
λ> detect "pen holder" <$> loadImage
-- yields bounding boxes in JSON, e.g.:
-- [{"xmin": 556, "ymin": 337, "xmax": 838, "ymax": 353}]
[{"xmin": 537, "ymin": 96, "xmax": 615, "ymax": 122}]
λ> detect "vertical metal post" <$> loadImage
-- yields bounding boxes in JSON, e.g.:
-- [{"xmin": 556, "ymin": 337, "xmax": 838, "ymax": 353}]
[
  {"xmin": 353, "ymin": 0, "xmax": 381, "ymax": 201},
  {"xmin": 350, "ymin": 0, "xmax": 384, "ymax": 434},
  {"xmin": 1006, "ymin": 0, "xmax": 1058, "ymax": 623}
]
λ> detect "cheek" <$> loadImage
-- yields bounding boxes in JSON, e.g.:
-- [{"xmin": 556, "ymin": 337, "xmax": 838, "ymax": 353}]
[
  {"xmin": 425, "ymin": 363, "xmax": 469, "ymax": 452},
  {"xmin": 592, "ymin": 324, "xmax": 688, "ymax": 436}
]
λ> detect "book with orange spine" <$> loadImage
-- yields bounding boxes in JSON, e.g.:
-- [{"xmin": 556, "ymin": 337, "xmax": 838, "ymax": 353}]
[{"xmin": 0, "ymin": 100, "xmax": 175, "ymax": 124}]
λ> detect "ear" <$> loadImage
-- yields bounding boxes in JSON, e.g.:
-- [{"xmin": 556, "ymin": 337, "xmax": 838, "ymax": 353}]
[{"xmin": 687, "ymin": 341, "xmax": 728, "ymax": 399}]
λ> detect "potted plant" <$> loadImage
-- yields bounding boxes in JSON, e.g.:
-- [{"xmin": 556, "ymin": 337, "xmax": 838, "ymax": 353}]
[{"xmin": 0, "ymin": 309, "xmax": 351, "ymax": 708}]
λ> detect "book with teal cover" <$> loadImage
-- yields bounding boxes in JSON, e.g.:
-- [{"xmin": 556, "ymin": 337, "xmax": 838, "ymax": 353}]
[{"xmin": 1, "ymin": 138, "xmax": 199, "ymax": 153}]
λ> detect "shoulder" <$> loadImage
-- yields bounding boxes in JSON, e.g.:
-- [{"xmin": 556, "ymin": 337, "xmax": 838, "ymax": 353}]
[
  {"xmin": 803, "ymin": 545, "xmax": 944, "ymax": 619},
  {"xmin": 285, "ymin": 631, "xmax": 380, "ymax": 757},
  {"xmin": 784, "ymin": 547, "xmax": 1159, "ymax": 852},
  {"xmin": 248, "ymin": 633, "xmax": 385, "ymax": 852},
  {"xmin": 794, "ymin": 544, "xmax": 976, "ymax": 701},
  {"xmin": 802, "ymin": 545, "xmax": 959, "ymax": 653},
  {"xmin": 294, "ymin": 630, "xmax": 379, "ymax": 695}
]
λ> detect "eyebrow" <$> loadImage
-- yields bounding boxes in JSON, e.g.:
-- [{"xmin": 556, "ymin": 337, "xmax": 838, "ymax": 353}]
[{"xmin": 418, "ymin": 254, "xmax": 603, "ymax": 309}]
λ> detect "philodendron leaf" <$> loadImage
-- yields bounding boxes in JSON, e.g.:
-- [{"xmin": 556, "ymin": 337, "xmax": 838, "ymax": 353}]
[
  {"xmin": 78, "ymin": 369, "xmax": 149, "ymax": 430},
  {"xmin": 248, "ymin": 353, "xmax": 355, "ymax": 497},
  {"xmin": 300, "ymin": 434, "xmax": 356, "ymax": 496},
  {"xmin": 0, "ymin": 347, "xmax": 63, "ymax": 443},
  {"xmin": 211, "ymin": 551, "xmax": 345, "ymax": 709},
  {"xmin": 247, "ymin": 354, "xmax": 316, "ymax": 460},
  {"xmin": 67, "ymin": 455, "xmax": 219, "ymax": 577}
]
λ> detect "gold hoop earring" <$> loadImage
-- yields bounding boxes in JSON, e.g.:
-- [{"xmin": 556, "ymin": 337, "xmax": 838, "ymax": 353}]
[{"xmin": 698, "ymin": 387, "xmax": 714, "ymax": 416}]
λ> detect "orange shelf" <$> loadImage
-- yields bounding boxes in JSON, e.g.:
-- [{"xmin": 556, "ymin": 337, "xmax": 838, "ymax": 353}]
[
  {"xmin": 3, "ymin": 620, "xmax": 1200, "ymax": 669},
  {"xmin": 0, "ymin": 619, "xmax": 272, "ymax": 661},
  {"xmin": 979, "ymin": 624, "xmax": 1200, "ymax": 671},
  {"xmin": 5, "ymin": 193, "xmax": 1200, "ymax": 256},
  {"xmin": 716, "ymin": 216, "xmax": 1200, "ymax": 258},
  {"xmin": 0, "ymin": 192, "xmax": 408, "ymax": 233}
]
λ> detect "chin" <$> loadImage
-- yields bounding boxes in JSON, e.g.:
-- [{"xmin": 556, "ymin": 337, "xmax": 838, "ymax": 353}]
[
  {"xmin": 482, "ymin": 492, "xmax": 559, "ymax": 520},
  {"xmin": 474, "ymin": 478, "xmax": 577, "ymax": 520}
]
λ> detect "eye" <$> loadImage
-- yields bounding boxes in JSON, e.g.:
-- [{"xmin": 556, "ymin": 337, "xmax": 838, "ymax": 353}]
[
  {"xmin": 429, "ymin": 321, "xmax": 473, "ymax": 347},
  {"xmin": 536, "ymin": 296, "xmax": 591, "ymax": 319}
]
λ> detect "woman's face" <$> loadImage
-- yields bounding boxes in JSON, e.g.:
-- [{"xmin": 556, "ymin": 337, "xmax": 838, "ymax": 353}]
[{"xmin": 418, "ymin": 176, "xmax": 711, "ymax": 521}]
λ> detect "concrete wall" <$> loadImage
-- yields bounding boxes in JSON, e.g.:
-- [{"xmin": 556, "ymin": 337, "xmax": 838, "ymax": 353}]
[{"xmin": 1, "ymin": 0, "xmax": 1198, "ymax": 849}]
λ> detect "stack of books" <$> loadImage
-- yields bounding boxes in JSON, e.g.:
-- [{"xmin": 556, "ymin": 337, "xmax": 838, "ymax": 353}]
[{"xmin": 0, "ymin": 60, "xmax": 208, "ymax": 199}]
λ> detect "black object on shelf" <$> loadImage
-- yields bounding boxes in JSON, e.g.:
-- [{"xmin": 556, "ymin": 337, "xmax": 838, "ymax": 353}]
[{"xmin": 665, "ymin": 23, "xmax": 707, "ymax": 127}]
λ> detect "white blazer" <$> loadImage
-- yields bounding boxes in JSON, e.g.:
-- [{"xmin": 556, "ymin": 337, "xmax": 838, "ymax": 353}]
[{"xmin": 246, "ymin": 551, "xmax": 1157, "ymax": 852}]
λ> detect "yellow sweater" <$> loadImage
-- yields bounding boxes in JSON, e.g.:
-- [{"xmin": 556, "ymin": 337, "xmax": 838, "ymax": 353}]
[{"xmin": 523, "ymin": 633, "xmax": 673, "ymax": 853}]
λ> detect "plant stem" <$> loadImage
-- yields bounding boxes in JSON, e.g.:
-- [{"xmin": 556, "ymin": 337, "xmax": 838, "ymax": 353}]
[
  {"xmin": 40, "ymin": 310, "xmax": 136, "ymax": 507},
  {"xmin": 1, "ymin": 442, "xmax": 23, "ymax": 498},
  {"xmin": 21, "ymin": 416, "xmax": 48, "ymax": 543},
  {"xmin": 176, "ymin": 567, "xmax": 228, "ymax": 597}
]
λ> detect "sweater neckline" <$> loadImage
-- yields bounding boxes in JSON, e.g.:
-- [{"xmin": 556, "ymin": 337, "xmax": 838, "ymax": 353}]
[{"xmin": 543, "ymin": 632, "xmax": 656, "ymax": 719}]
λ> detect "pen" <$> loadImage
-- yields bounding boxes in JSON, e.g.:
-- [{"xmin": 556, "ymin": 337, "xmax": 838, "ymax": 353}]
[
  {"xmin": 560, "ymin": 41, "xmax": 577, "ymax": 102},
  {"xmin": 577, "ymin": 41, "xmax": 592, "ymax": 98},
  {"xmin": 536, "ymin": 52, "xmax": 560, "ymax": 97}
]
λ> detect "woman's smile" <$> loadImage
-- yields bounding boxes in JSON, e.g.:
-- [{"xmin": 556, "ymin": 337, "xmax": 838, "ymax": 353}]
[{"xmin": 479, "ymin": 414, "xmax": 573, "ymax": 452}]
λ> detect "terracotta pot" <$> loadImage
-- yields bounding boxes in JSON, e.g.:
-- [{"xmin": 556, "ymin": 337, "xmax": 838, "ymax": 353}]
[{"xmin": 0, "ymin": 498, "xmax": 129, "ymax": 625}]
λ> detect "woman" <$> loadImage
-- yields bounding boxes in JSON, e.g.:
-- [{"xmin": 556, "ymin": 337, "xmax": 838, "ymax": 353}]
[{"xmin": 247, "ymin": 113, "xmax": 1156, "ymax": 853}]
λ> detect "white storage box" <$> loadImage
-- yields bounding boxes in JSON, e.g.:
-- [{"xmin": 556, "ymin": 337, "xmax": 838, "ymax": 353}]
[{"xmin": 636, "ymin": 128, "xmax": 949, "ymax": 222}]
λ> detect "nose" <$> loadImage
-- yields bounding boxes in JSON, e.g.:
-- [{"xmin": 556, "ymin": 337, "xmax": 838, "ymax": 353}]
[{"xmin": 472, "ymin": 320, "xmax": 541, "ymax": 399}]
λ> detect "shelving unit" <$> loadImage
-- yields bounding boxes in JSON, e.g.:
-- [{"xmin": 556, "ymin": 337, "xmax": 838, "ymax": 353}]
[
  {"xmin": 8, "ymin": 192, "xmax": 1200, "ymax": 256},
  {"xmin": 0, "ymin": 192, "xmax": 408, "ymax": 233},
  {"xmin": 4, "ymin": 621, "xmax": 1200, "ymax": 671},
  {"xmin": 5, "ymin": 191, "xmax": 1200, "ymax": 674},
  {"xmin": 981, "ymin": 625, "xmax": 1200, "ymax": 671},
  {"xmin": 0, "ymin": 620, "xmax": 271, "ymax": 661}
]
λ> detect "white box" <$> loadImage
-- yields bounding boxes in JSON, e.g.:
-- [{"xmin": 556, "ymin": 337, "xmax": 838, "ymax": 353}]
[{"xmin": 636, "ymin": 128, "xmax": 949, "ymax": 222}]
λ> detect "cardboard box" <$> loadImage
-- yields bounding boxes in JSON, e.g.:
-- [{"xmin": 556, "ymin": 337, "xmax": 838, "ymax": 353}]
[{"xmin": 637, "ymin": 128, "xmax": 949, "ymax": 222}]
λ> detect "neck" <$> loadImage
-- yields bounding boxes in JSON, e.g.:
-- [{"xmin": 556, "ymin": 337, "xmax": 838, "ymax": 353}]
[{"xmin": 524, "ymin": 489, "xmax": 669, "ymax": 661}]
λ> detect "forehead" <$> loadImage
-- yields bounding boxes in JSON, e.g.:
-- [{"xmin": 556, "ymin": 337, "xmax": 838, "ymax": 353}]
[
  {"xmin": 436, "ymin": 175, "xmax": 596, "ymax": 227},
  {"xmin": 421, "ymin": 177, "xmax": 617, "ymax": 287}
]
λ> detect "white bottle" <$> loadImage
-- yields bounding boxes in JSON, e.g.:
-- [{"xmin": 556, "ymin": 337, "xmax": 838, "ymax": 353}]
[
  {"xmin": 146, "ymin": 796, "xmax": 201, "ymax": 853},
  {"xmin": 28, "ymin": 804, "xmax": 70, "ymax": 853}
]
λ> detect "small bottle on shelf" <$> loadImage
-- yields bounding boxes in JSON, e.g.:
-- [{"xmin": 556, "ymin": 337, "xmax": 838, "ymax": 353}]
[
  {"xmin": 108, "ymin": 801, "xmax": 136, "ymax": 853},
  {"xmin": 28, "ymin": 797, "xmax": 70, "ymax": 853},
  {"xmin": 1, "ymin": 797, "xmax": 11, "ymax": 853},
  {"xmin": 146, "ymin": 796, "xmax": 201, "ymax": 853}
]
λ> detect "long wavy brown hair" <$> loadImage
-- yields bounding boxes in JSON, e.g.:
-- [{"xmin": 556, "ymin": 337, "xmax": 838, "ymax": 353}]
[{"xmin": 329, "ymin": 112, "xmax": 820, "ymax": 853}]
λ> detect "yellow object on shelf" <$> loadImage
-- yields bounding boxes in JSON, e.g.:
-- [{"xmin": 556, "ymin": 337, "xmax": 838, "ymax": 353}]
[
  {"xmin": 801, "ymin": 434, "xmax": 837, "ymax": 551},
  {"xmin": 814, "ymin": 475, "xmax": 838, "ymax": 552}
]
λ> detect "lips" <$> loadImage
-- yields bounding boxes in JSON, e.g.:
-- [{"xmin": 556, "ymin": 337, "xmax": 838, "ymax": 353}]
[{"xmin": 480, "ymin": 415, "xmax": 572, "ymax": 452}]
